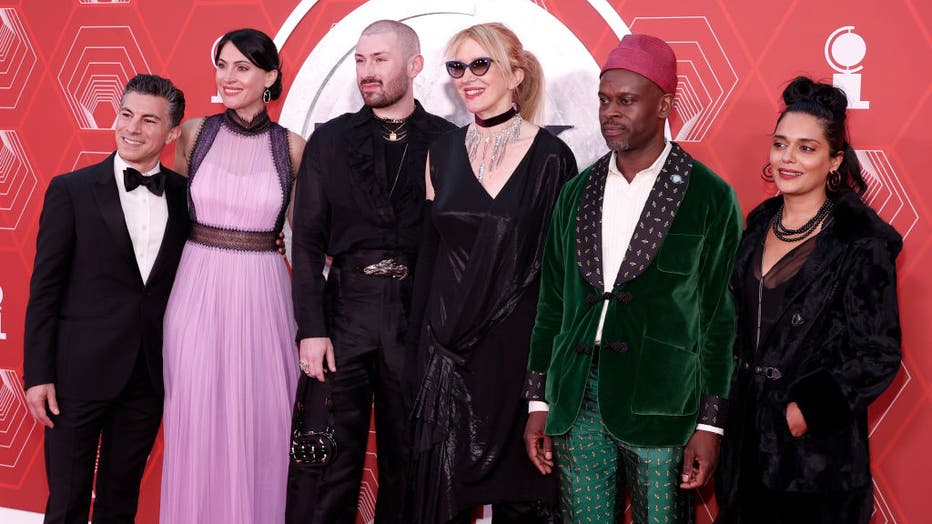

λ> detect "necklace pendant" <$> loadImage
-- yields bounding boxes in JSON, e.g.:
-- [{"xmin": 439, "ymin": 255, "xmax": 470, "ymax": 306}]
[{"xmin": 389, "ymin": 131, "xmax": 397, "ymax": 141}]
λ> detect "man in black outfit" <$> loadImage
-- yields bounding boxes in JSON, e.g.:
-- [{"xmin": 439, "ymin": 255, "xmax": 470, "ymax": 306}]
[
  {"xmin": 290, "ymin": 19, "xmax": 454, "ymax": 524},
  {"xmin": 23, "ymin": 74, "xmax": 188, "ymax": 524}
]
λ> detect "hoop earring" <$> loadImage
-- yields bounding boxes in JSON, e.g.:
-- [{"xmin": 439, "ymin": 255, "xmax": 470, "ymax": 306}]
[
  {"xmin": 827, "ymin": 169, "xmax": 843, "ymax": 191},
  {"xmin": 262, "ymin": 88, "xmax": 271, "ymax": 104},
  {"xmin": 761, "ymin": 162, "xmax": 774, "ymax": 182}
]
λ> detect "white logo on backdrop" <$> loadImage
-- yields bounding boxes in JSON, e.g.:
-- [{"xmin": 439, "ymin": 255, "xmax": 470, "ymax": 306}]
[{"xmin": 825, "ymin": 26, "xmax": 870, "ymax": 109}]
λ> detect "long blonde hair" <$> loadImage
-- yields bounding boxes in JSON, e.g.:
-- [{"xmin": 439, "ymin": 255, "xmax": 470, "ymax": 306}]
[{"xmin": 446, "ymin": 23, "xmax": 544, "ymax": 123}]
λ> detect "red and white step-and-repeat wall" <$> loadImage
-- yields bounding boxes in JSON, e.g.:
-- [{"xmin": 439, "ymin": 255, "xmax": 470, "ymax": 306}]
[{"xmin": 0, "ymin": 0, "xmax": 929, "ymax": 522}]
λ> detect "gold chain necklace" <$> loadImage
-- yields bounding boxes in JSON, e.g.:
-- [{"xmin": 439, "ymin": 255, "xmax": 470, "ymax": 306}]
[{"xmin": 378, "ymin": 116, "xmax": 408, "ymax": 142}]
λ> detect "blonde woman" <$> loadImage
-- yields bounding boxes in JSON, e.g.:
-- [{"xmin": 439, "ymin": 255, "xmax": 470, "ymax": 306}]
[{"xmin": 408, "ymin": 23, "xmax": 576, "ymax": 523}]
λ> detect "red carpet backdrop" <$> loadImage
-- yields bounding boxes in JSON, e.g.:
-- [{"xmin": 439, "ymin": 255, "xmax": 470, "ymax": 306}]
[{"xmin": 0, "ymin": 0, "xmax": 930, "ymax": 522}]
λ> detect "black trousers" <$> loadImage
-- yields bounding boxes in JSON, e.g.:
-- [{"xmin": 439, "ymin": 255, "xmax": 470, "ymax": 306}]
[
  {"xmin": 288, "ymin": 255, "xmax": 411, "ymax": 524},
  {"xmin": 43, "ymin": 353, "xmax": 162, "ymax": 524}
]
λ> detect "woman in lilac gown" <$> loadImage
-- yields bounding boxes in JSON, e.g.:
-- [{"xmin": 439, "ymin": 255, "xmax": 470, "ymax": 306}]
[{"xmin": 160, "ymin": 28, "xmax": 305, "ymax": 523}]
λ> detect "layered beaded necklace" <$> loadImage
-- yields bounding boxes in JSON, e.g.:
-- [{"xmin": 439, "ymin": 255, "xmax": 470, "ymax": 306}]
[
  {"xmin": 771, "ymin": 198, "xmax": 834, "ymax": 242},
  {"xmin": 465, "ymin": 105, "xmax": 522, "ymax": 182}
]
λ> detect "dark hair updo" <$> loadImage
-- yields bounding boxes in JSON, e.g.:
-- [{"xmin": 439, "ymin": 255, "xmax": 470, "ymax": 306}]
[
  {"xmin": 769, "ymin": 76, "xmax": 866, "ymax": 195},
  {"xmin": 215, "ymin": 28, "xmax": 283, "ymax": 101}
]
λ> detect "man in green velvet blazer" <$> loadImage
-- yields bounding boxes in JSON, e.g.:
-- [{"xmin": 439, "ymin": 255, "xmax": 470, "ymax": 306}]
[{"xmin": 522, "ymin": 34, "xmax": 743, "ymax": 522}]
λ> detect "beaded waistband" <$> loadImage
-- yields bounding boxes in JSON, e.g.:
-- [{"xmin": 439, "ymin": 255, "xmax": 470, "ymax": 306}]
[{"xmin": 189, "ymin": 223, "xmax": 278, "ymax": 252}]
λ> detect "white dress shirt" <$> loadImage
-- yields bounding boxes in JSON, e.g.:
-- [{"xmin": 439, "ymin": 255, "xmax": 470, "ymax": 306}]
[
  {"xmin": 594, "ymin": 142, "xmax": 671, "ymax": 343},
  {"xmin": 114, "ymin": 154, "xmax": 168, "ymax": 283}
]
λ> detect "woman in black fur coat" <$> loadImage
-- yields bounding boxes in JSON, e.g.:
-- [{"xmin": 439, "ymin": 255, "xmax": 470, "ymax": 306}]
[{"xmin": 715, "ymin": 77, "xmax": 902, "ymax": 524}]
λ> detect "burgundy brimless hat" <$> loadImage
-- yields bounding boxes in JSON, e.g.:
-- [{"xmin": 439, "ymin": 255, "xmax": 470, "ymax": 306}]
[{"xmin": 601, "ymin": 33, "xmax": 677, "ymax": 94}]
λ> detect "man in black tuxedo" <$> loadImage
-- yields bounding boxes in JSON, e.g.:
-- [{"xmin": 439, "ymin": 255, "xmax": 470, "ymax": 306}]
[
  {"xmin": 289, "ymin": 20, "xmax": 453, "ymax": 524},
  {"xmin": 23, "ymin": 74, "xmax": 188, "ymax": 524}
]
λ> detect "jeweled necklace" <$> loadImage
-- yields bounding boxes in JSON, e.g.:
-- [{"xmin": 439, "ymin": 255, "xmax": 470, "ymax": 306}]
[
  {"xmin": 771, "ymin": 198, "xmax": 834, "ymax": 242},
  {"xmin": 466, "ymin": 106, "xmax": 522, "ymax": 182},
  {"xmin": 377, "ymin": 116, "xmax": 408, "ymax": 142}
]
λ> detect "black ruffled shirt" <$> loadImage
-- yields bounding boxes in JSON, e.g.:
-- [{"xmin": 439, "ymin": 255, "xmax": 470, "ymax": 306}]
[{"xmin": 291, "ymin": 102, "xmax": 455, "ymax": 340}]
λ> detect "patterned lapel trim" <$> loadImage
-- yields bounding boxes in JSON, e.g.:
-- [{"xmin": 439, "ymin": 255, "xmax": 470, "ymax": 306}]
[
  {"xmin": 575, "ymin": 152, "xmax": 612, "ymax": 290},
  {"xmin": 613, "ymin": 142, "xmax": 693, "ymax": 286}
]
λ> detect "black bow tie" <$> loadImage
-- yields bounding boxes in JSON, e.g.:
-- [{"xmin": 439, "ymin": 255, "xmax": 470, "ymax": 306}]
[{"xmin": 124, "ymin": 167, "xmax": 165, "ymax": 196}]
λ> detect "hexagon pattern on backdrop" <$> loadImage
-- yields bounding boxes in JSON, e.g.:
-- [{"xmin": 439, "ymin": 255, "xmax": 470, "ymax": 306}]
[
  {"xmin": 0, "ymin": 130, "xmax": 37, "ymax": 231},
  {"xmin": 0, "ymin": 2, "xmax": 929, "ymax": 523},
  {"xmin": 0, "ymin": 9, "xmax": 37, "ymax": 110},
  {"xmin": 0, "ymin": 368, "xmax": 38, "ymax": 479},
  {"xmin": 58, "ymin": 26, "xmax": 151, "ymax": 130},
  {"xmin": 630, "ymin": 15, "xmax": 738, "ymax": 143}
]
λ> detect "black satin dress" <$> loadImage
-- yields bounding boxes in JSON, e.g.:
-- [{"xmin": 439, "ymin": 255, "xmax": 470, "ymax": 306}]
[{"xmin": 407, "ymin": 127, "xmax": 576, "ymax": 523}]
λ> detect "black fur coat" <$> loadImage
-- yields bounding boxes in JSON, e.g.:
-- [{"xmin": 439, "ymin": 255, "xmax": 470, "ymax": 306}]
[{"xmin": 716, "ymin": 191, "xmax": 902, "ymax": 515}]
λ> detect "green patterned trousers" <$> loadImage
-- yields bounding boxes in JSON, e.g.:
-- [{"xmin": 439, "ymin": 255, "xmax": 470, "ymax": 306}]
[{"xmin": 552, "ymin": 365, "xmax": 694, "ymax": 523}]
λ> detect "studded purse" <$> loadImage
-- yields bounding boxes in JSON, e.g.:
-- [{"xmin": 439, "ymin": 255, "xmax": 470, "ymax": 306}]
[{"xmin": 289, "ymin": 373, "xmax": 337, "ymax": 468}]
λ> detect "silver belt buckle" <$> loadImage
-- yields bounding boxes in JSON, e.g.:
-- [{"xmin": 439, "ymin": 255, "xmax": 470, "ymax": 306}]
[{"xmin": 362, "ymin": 258, "xmax": 408, "ymax": 280}]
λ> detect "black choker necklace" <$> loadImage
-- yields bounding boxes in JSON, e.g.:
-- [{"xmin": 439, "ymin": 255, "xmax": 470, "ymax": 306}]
[
  {"xmin": 474, "ymin": 105, "xmax": 519, "ymax": 127},
  {"xmin": 771, "ymin": 198, "xmax": 834, "ymax": 242}
]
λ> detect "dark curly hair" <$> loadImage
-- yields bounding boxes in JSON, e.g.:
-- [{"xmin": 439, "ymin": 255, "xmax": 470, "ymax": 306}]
[
  {"xmin": 763, "ymin": 76, "xmax": 867, "ymax": 195},
  {"xmin": 215, "ymin": 28, "xmax": 283, "ymax": 101}
]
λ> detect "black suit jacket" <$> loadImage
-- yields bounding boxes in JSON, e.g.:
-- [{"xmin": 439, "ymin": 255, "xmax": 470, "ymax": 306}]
[
  {"xmin": 716, "ymin": 191, "xmax": 902, "ymax": 516},
  {"xmin": 23, "ymin": 153, "xmax": 189, "ymax": 400}
]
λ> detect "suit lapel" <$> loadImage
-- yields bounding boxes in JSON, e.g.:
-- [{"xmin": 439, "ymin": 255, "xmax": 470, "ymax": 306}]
[
  {"xmin": 92, "ymin": 153, "xmax": 139, "ymax": 273},
  {"xmin": 613, "ymin": 143, "xmax": 693, "ymax": 286},
  {"xmin": 575, "ymin": 152, "xmax": 611, "ymax": 290},
  {"xmin": 146, "ymin": 168, "xmax": 187, "ymax": 287}
]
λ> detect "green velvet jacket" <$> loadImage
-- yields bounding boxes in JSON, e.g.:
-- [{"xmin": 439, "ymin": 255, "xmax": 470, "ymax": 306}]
[{"xmin": 528, "ymin": 144, "xmax": 743, "ymax": 446}]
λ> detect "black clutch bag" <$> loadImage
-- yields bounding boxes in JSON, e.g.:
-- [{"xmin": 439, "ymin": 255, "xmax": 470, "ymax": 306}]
[{"xmin": 290, "ymin": 373, "xmax": 337, "ymax": 468}]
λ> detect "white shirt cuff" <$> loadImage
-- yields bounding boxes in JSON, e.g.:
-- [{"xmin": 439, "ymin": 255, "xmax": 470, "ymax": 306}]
[
  {"xmin": 696, "ymin": 423, "xmax": 724, "ymax": 436},
  {"xmin": 528, "ymin": 400, "xmax": 550, "ymax": 413}
]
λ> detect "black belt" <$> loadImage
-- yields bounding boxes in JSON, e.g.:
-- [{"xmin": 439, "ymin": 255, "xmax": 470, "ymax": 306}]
[
  {"xmin": 755, "ymin": 366, "xmax": 783, "ymax": 380},
  {"xmin": 189, "ymin": 222, "xmax": 277, "ymax": 251},
  {"xmin": 737, "ymin": 358, "xmax": 783, "ymax": 380}
]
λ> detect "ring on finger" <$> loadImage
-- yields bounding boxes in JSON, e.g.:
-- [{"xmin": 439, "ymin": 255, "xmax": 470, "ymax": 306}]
[{"xmin": 299, "ymin": 359, "xmax": 310, "ymax": 373}]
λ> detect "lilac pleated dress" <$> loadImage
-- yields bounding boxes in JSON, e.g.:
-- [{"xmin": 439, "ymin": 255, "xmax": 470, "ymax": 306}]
[{"xmin": 160, "ymin": 111, "xmax": 298, "ymax": 523}]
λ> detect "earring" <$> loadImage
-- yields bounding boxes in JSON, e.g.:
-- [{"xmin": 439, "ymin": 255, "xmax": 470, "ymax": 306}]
[
  {"xmin": 262, "ymin": 88, "xmax": 271, "ymax": 104},
  {"xmin": 761, "ymin": 163, "xmax": 774, "ymax": 182},
  {"xmin": 827, "ymin": 169, "xmax": 843, "ymax": 191}
]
